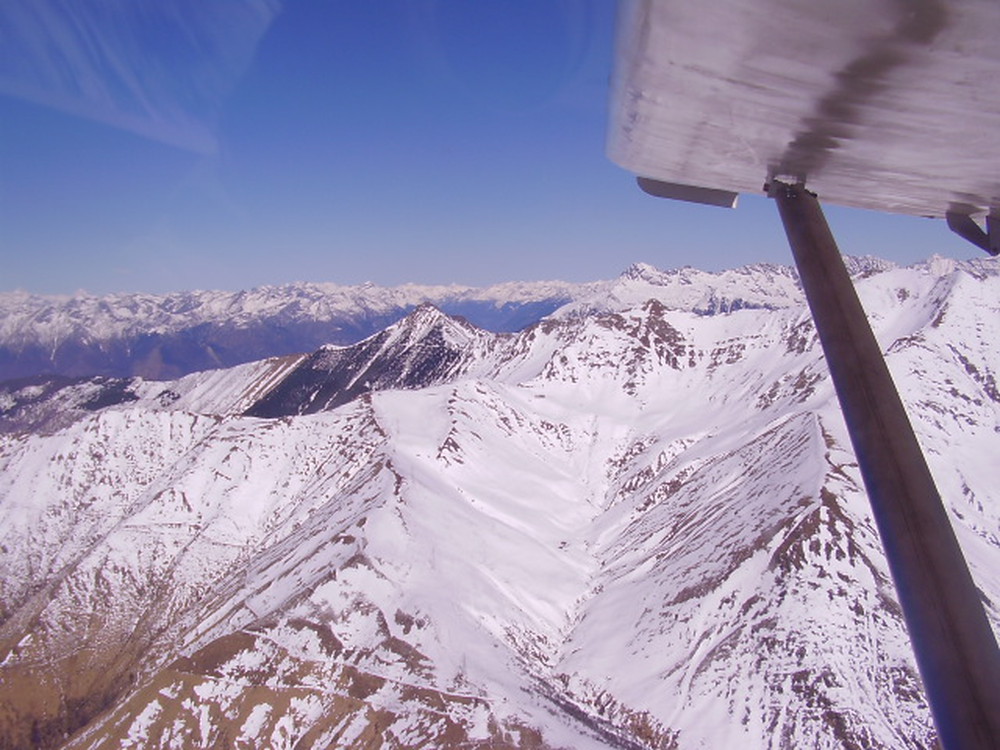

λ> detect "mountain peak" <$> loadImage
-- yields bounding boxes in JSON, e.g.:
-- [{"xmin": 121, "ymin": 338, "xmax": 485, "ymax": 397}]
[
  {"xmin": 389, "ymin": 303, "xmax": 482, "ymax": 346},
  {"xmin": 406, "ymin": 301, "xmax": 452, "ymax": 324},
  {"xmin": 245, "ymin": 305, "xmax": 494, "ymax": 418},
  {"xmin": 842, "ymin": 255, "xmax": 897, "ymax": 277},
  {"xmin": 621, "ymin": 262, "xmax": 667, "ymax": 283}
]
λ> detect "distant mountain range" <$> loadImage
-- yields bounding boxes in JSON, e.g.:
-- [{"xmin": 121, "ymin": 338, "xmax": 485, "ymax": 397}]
[
  {"xmin": 0, "ymin": 258, "xmax": 836, "ymax": 383},
  {"xmin": 0, "ymin": 278, "xmax": 588, "ymax": 382},
  {"xmin": 1, "ymin": 256, "xmax": 998, "ymax": 749}
]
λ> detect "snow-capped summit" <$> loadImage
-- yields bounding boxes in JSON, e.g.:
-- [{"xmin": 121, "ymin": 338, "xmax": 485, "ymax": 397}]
[
  {"xmin": 377, "ymin": 302, "xmax": 484, "ymax": 350},
  {"xmin": 841, "ymin": 255, "xmax": 897, "ymax": 276},
  {"xmin": 620, "ymin": 261, "xmax": 669, "ymax": 283}
]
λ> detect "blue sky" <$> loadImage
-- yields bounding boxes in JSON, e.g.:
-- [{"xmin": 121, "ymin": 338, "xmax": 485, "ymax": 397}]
[{"xmin": 0, "ymin": 0, "xmax": 980, "ymax": 296}]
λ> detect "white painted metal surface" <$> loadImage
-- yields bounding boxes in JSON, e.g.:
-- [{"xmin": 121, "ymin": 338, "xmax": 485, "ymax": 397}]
[{"xmin": 609, "ymin": 0, "xmax": 1000, "ymax": 219}]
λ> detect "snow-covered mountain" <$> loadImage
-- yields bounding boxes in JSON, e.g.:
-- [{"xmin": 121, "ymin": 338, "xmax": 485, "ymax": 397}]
[
  {"xmin": 0, "ymin": 279, "xmax": 593, "ymax": 382},
  {"xmin": 0, "ymin": 259, "xmax": 903, "ymax": 386},
  {"xmin": 1, "ymin": 257, "xmax": 998, "ymax": 749},
  {"xmin": 0, "ymin": 258, "xmax": 845, "ymax": 384}
]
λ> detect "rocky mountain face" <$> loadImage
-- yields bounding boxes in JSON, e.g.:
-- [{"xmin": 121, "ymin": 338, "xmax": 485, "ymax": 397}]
[
  {"xmin": 1, "ymin": 257, "xmax": 998, "ymax": 749},
  {"xmin": 244, "ymin": 305, "xmax": 500, "ymax": 418}
]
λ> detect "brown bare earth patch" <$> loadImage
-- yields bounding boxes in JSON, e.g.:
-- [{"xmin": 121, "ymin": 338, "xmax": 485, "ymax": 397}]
[
  {"xmin": 0, "ymin": 620, "xmax": 150, "ymax": 750},
  {"xmin": 55, "ymin": 663, "xmax": 561, "ymax": 749},
  {"xmin": 172, "ymin": 630, "xmax": 259, "ymax": 676},
  {"xmin": 30, "ymin": 615, "xmax": 566, "ymax": 750}
]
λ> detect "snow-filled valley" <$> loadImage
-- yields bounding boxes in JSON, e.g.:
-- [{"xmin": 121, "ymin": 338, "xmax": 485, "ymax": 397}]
[{"xmin": 1, "ymin": 257, "xmax": 998, "ymax": 749}]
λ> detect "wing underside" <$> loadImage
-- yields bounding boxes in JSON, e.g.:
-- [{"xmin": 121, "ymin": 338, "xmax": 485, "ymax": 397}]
[{"xmin": 608, "ymin": 0, "xmax": 1000, "ymax": 220}]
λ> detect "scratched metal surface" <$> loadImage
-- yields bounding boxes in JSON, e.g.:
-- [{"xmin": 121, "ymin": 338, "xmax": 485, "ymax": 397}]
[{"xmin": 608, "ymin": 0, "xmax": 1000, "ymax": 218}]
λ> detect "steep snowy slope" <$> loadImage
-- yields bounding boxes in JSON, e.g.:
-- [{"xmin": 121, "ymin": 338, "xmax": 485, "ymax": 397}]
[
  {"xmin": 0, "ymin": 356, "xmax": 309, "ymax": 435},
  {"xmin": 0, "ymin": 258, "xmax": 998, "ymax": 749}
]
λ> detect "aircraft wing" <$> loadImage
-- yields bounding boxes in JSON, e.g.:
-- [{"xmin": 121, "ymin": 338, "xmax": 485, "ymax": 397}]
[{"xmin": 608, "ymin": 0, "xmax": 1000, "ymax": 220}]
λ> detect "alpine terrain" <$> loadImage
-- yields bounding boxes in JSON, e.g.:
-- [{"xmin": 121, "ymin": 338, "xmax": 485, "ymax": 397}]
[
  {"xmin": 1, "ymin": 257, "xmax": 998, "ymax": 749},
  {"xmin": 0, "ymin": 280, "xmax": 594, "ymax": 382}
]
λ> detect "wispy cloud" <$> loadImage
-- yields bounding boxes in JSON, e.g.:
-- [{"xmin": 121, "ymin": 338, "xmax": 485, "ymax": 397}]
[{"xmin": 0, "ymin": 0, "xmax": 282, "ymax": 153}]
